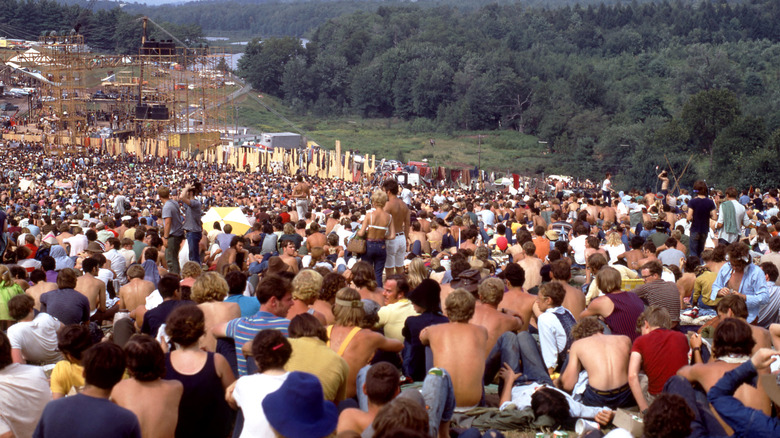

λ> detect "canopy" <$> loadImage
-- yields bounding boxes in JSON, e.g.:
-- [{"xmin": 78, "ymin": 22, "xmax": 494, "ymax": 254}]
[{"xmin": 201, "ymin": 207, "xmax": 251, "ymax": 235}]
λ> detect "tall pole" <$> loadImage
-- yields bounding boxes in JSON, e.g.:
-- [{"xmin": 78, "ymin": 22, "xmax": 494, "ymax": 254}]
[{"xmin": 478, "ymin": 135, "xmax": 482, "ymax": 183}]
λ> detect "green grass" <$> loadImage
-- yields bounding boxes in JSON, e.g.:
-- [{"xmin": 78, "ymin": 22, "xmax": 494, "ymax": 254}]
[{"xmin": 234, "ymin": 94, "xmax": 557, "ymax": 174}]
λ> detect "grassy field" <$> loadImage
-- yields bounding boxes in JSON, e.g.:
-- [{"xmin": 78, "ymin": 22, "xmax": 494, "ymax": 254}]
[{"xmin": 234, "ymin": 93, "xmax": 557, "ymax": 174}]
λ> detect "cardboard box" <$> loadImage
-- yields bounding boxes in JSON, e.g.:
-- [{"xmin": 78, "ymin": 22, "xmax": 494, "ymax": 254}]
[{"xmin": 613, "ymin": 408, "xmax": 644, "ymax": 437}]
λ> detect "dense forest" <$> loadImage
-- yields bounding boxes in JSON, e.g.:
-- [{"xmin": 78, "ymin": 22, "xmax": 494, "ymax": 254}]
[
  {"xmin": 0, "ymin": 0, "xmax": 203, "ymax": 54},
  {"xmin": 120, "ymin": 0, "xmax": 619, "ymax": 37},
  {"xmin": 235, "ymin": 0, "xmax": 780, "ymax": 189}
]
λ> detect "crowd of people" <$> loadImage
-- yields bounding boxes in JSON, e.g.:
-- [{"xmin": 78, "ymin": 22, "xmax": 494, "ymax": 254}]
[{"xmin": 1, "ymin": 143, "xmax": 780, "ymax": 438}]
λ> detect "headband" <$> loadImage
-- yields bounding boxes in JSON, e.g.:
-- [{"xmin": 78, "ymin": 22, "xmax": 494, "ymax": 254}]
[{"xmin": 335, "ymin": 297, "xmax": 363, "ymax": 308}]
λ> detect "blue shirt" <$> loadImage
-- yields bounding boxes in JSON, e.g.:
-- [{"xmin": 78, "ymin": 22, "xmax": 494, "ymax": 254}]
[
  {"xmin": 708, "ymin": 359, "xmax": 780, "ymax": 437},
  {"xmin": 34, "ymin": 393, "xmax": 141, "ymax": 438},
  {"xmin": 226, "ymin": 310, "xmax": 289, "ymax": 375},
  {"xmin": 711, "ymin": 262, "xmax": 769, "ymax": 323},
  {"xmin": 224, "ymin": 294, "xmax": 260, "ymax": 318}
]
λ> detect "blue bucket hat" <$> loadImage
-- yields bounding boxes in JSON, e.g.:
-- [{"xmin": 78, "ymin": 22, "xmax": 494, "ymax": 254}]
[{"xmin": 262, "ymin": 371, "xmax": 338, "ymax": 438}]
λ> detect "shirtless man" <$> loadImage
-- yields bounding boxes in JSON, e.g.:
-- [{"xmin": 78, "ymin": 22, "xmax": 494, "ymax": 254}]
[
  {"xmin": 600, "ymin": 201, "xmax": 617, "ymax": 226},
  {"xmin": 421, "ymin": 289, "xmax": 488, "ymax": 409},
  {"xmin": 560, "ymin": 317, "xmax": 636, "ymax": 409},
  {"xmin": 291, "ymin": 174, "xmax": 311, "ymax": 220},
  {"xmin": 305, "ymin": 222, "xmax": 327, "ymax": 251},
  {"xmin": 55, "ymin": 222, "xmax": 73, "ymax": 248},
  {"xmin": 111, "ymin": 335, "xmax": 183, "ymax": 438},
  {"xmin": 279, "ymin": 239, "xmax": 300, "ymax": 274},
  {"xmin": 328, "ymin": 287, "xmax": 403, "ymax": 399},
  {"xmin": 517, "ymin": 241, "xmax": 543, "ymax": 291},
  {"xmin": 637, "ymin": 241, "xmax": 659, "ymax": 266},
  {"xmin": 215, "ymin": 236, "xmax": 248, "ymax": 274},
  {"xmin": 658, "ymin": 170, "xmax": 670, "ymax": 195},
  {"xmin": 408, "ymin": 221, "xmax": 431, "ymax": 255},
  {"xmin": 76, "ymin": 257, "xmax": 106, "ymax": 315},
  {"xmin": 382, "ymin": 179, "xmax": 410, "ymax": 276},
  {"xmin": 703, "ymin": 295, "xmax": 772, "ymax": 354},
  {"xmin": 550, "ymin": 260, "xmax": 586, "ymax": 320},
  {"xmin": 498, "ymin": 263, "xmax": 536, "ymax": 331},
  {"xmin": 617, "ymin": 235, "xmax": 645, "ymax": 271},
  {"xmin": 118, "ymin": 264, "xmax": 156, "ymax": 312},
  {"xmin": 337, "ymin": 362, "xmax": 400, "ymax": 436},
  {"xmin": 678, "ymin": 318, "xmax": 771, "ymax": 434},
  {"xmin": 26, "ymin": 269, "xmax": 57, "ymax": 310},
  {"xmin": 470, "ymin": 277, "xmax": 523, "ymax": 355}
]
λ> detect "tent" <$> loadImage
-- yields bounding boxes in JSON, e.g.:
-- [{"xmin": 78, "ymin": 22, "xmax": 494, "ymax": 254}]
[{"xmin": 201, "ymin": 207, "xmax": 251, "ymax": 235}]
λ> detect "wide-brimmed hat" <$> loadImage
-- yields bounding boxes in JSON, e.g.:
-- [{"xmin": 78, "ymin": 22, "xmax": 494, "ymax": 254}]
[
  {"xmin": 545, "ymin": 230, "xmax": 559, "ymax": 241},
  {"xmin": 451, "ymin": 269, "xmax": 482, "ymax": 294},
  {"xmin": 262, "ymin": 371, "xmax": 338, "ymax": 438},
  {"xmin": 408, "ymin": 279, "xmax": 442, "ymax": 312},
  {"xmin": 86, "ymin": 242, "xmax": 103, "ymax": 253}
]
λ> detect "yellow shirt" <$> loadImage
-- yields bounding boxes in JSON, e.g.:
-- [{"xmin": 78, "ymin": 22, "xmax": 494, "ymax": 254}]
[
  {"xmin": 50, "ymin": 361, "xmax": 84, "ymax": 396},
  {"xmin": 285, "ymin": 337, "xmax": 349, "ymax": 402},
  {"xmin": 377, "ymin": 299, "xmax": 419, "ymax": 342},
  {"xmin": 692, "ymin": 271, "xmax": 720, "ymax": 308}
]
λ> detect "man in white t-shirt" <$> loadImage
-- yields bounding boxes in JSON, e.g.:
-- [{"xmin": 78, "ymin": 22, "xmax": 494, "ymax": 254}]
[
  {"xmin": 0, "ymin": 330, "xmax": 52, "ymax": 438},
  {"xmin": 570, "ymin": 224, "xmax": 589, "ymax": 267},
  {"xmin": 64, "ymin": 226, "xmax": 88, "ymax": 257},
  {"xmin": 602, "ymin": 173, "xmax": 612, "ymax": 203},
  {"xmin": 7, "ymin": 294, "xmax": 62, "ymax": 365}
]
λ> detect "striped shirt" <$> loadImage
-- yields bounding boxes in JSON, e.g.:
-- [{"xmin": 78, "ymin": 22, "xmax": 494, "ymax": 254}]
[
  {"xmin": 633, "ymin": 280, "xmax": 681, "ymax": 323},
  {"xmin": 226, "ymin": 311, "xmax": 289, "ymax": 375}
]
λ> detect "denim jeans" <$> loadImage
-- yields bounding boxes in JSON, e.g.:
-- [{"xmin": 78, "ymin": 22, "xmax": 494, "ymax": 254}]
[
  {"xmin": 356, "ymin": 365, "xmax": 372, "ymax": 411},
  {"xmin": 664, "ymin": 376, "xmax": 726, "ymax": 437},
  {"xmin": 165, "ymin": 234, "xmax": 183, "ymax": 275},
  {"xmin": 186, "ymin": 231, "xmax": 202, "ymax": 263},
  {"xmin": 420, "ymin": 368, "xmax": 457, "ymax": 438},
  {"xmin": 690, "ymin": 231, "xmax": 707, "ymax": 258},
  {"xmin": 516, "ymin": 331, "xmax": 553, "ymax": 385},
  {"xmin": 362, "ymin": 240, "xmax": 387, "ymax": 288},
  {"xmin": 484, "ymin": 332, "xmax": 522, "ymax": 385}
]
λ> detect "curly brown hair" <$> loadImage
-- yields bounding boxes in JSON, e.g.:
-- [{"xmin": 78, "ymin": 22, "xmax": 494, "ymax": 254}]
[{"xmin": 165, "ymin": 304, "xmax": 205, "ymax": 347}]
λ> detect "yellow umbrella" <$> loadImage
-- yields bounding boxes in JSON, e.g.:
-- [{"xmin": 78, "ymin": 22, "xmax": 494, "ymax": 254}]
[{"xmin": 201, "ymin": 207, "xmax": 252, "ymax": 235}]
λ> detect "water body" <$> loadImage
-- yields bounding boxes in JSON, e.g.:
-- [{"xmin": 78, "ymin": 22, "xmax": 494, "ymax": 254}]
[{"xmin": 208, "ymin": 38, "xmax": 310, "ymax": 70}]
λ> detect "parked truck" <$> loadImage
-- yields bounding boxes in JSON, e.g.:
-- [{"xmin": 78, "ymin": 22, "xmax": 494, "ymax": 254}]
[{"xmin": 258, "ymin": 132, "xmax": 302, "ymax": 150}]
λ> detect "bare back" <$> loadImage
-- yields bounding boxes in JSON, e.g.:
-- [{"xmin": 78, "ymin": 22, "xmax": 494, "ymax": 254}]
[
  {"xmin": 75, "ymin": 275, "xmax": 106, "ymax": 311},
  {"xmin": 26, "ymin": 282, "xmax": 57, "ymax": 310},
  {"xmin": 119, "ymin": 279, "xmax": 156, "ymax": 311},
  {"xmin": 518, "ymin": 258, "xmax": 543, "ymax": 290},
  {"xmin": 470, "ymin": 303, "xmax": 521, "ymax": 353},
  {"xmin": 111, "ymin": 379, "xmax": 183, "ymax": 438},
  {"xmin": 560, "ymin": 282, "xmax": 586, "ymax": 321},
  {"xmin": 385, "ymin": 197, "xmax": 410, "ymax": 236},
  {"xmin": 498, "ymin": 290, "xmax": 536, "ymax": 331},
  {"xmin": 680, "ymin": 361, "xmax": 771, "ymax": 434},
  {"xmin": 566, "ymin": 333, "xmax": 631, "ymax": 391},
  {"xmin": 198, "ymin": 301, "xmax": 241, "ymax": 352},
  {"xmin": 329, "ymin": 326, "xmax": 401, "ymax": 399},
  {"xmin": 423, "ymin": 322, "xmax": 487, "ymax": 407}
]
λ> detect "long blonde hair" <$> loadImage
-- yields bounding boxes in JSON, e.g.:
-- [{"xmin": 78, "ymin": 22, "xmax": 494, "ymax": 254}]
[
  {"xmin": 407, "ymin": 258, "xmax": 428, "ymax": 290},
  {"xmin": 606, "ymin": 231, "xmax": 622, "ymax": 247}
]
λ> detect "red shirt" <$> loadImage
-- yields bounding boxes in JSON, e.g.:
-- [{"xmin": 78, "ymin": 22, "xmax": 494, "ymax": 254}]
[
  {"xmin": 631, "ymin": 328, "xmax": 689, "ymax": 394},
  {"xmin": 279, "ymin": 212, "xmax": 290, "ymax": 224}
]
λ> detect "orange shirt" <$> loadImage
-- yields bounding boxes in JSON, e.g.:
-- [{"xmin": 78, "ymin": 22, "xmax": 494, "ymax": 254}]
[{"xmin": 532, "ymin": 236, "xmax": 551, "ymax": 261}]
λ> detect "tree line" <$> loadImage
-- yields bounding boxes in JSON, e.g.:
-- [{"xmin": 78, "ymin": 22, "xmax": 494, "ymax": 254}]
[
  {"xmin": 0, "ymin": 0, "xmax": 203, "ymax": 54},
  {"xmin": 236, "ymin": 0, "xmax": 780, "ymax": 189}
]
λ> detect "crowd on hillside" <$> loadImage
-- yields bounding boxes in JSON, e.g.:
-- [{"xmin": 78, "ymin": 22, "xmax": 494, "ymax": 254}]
[{"xmin": 1, "ymin": 143, "xmax": 780, "ymax": 438}]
